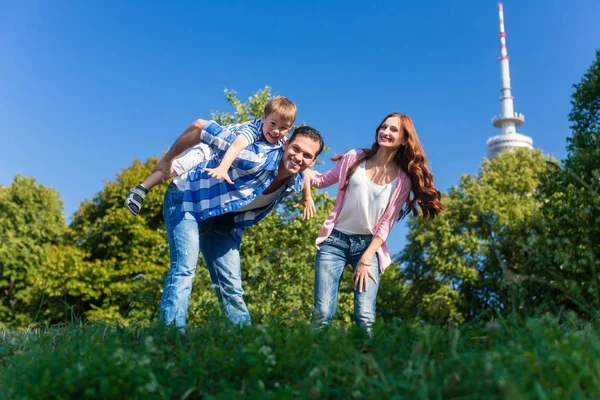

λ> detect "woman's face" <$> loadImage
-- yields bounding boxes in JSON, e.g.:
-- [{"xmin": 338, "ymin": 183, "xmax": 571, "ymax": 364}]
[{"xmin": 377, "ymin": 116, "xmax": 404, "ymax": 150}]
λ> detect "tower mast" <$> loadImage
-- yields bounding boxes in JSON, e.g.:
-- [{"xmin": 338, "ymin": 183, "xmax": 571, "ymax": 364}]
[{"xmin": 486, "ymin": 3, "xmax": 533, "ymax": 158}]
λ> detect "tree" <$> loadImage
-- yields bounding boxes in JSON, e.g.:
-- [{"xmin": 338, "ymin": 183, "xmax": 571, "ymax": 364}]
[
  {"xmin": 30, "ymin": 157, "xmax": 171, "ymax": 324},
  {"xmin": 0, "ymin": 175, "xmax": 67, "ymax": 327},
  {"xmin": 524, "ymin": 50, "xmax": 600, "ymax": 314},
  {"xmin": 398, "ymin": 149, "xmax": 550, "ymax": 323},
  {"xmin": 186, "ymin": 87, "xmax": 343, "ymax": 324},
  {"xmin": 30, "ymin": 86, "xmax": 345, "ymax": 326},
  {"xmin": 564, "ymin": 50, "xmax": 600, "ymax": 184}
]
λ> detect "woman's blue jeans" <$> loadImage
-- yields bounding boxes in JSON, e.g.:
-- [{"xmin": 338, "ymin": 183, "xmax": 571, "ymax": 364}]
[{"xmin": 310, "ymin": 229, "xmax": 381, "ymax": 335}]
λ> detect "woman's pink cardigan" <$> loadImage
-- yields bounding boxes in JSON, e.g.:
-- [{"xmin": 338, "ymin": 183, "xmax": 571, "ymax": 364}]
[{"xmin": 311, "ymin": 150, "xmax": 412, "ymax": 271}]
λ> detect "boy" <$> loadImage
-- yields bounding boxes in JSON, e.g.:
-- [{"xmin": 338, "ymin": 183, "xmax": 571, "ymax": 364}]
[{"xmin": 124, "ymin": 96, "xmax": 314, "ymax": 217}]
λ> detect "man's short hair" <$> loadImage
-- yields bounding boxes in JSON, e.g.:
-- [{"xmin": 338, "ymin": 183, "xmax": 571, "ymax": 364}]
[
  {"xmin": 289, "ymin": 126, "xmax": 324, "ymax": 157},
  {"xmin": 263, "ymin": 96, "xmax": 297, "ymax": 125}
]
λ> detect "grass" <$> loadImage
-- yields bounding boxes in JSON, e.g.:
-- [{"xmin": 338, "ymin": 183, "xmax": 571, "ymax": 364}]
[{"xmin": 0, "ymin": 313, "xmax": 599, "ymax": 399}]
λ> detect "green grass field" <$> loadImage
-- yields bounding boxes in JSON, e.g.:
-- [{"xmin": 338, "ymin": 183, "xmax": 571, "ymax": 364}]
[{"xmin": 1, "ymin": 313, "xmax": 598, "ymax": 399}]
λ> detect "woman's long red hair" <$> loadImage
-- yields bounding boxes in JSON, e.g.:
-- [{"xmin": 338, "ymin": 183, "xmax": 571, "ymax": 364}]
[{"xmin": 333, "ymin": 112, "xmax": 445, "ymax": 220}]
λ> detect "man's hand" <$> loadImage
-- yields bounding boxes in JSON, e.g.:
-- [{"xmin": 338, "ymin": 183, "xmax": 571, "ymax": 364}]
[
  {"xmin": 293, "ymin": 195, "xmax": 316, "ymax": 220},
  {"xmin": 353, "ymin": 258, "xmax": 377, "ymax": 293},
  {"xmin": 152, "ymin": 158, "xmax": 174, "ymax": 183},
  {"xmin": 204, "ymin": 166, "xmax": 234, "ymax": 185}
]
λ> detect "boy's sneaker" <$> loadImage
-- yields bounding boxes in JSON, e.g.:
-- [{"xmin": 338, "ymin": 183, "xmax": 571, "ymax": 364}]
[{"xmin": 124, "ymin": 185, "xmax": 148, "ymax": 216}]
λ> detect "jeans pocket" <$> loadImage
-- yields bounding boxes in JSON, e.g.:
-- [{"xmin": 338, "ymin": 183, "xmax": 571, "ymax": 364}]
[{"xmin": 322, "ymin": 234, "xmax": 337, "ymax": 247}]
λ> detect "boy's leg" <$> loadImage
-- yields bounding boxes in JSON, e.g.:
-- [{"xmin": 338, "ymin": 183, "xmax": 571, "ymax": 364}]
[
  {"xmin": 310, "ymin": 232, "xmax": 349, "ymax": 330},
  {"xmin": 141, "ymin": 170, "xmax": 166, "ymax": 191},
  {"xmin": 125, "ymin": 170, "xmax": 170, "ymax": 216},
  {"xmin": 160, "ymin": 183, "xmax": 200, "ymax": 328},
  {"xmin": 198, "ymin": 216, "xmax": 250, "ymax": 326}
]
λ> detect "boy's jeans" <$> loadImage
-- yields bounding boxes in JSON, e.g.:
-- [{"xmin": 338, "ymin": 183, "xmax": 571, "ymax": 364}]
[
  {"xmin": 160, "ymin": 183, "xmax": 251, "ymax": 327},
  {"xmin": 310, "ymin": 229, "xmax": 381, "ymax": 335}
]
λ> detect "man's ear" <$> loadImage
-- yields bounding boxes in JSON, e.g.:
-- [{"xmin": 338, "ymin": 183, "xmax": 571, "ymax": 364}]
[{"xmin": 308, "ymin": 157, "xmax": 318, "ymax": 168}]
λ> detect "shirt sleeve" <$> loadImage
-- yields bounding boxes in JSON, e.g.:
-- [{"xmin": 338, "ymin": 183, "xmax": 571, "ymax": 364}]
[
  {"xmin": 310, "ymin": 150, "xmax": 358, "ymax": 189},
  {"xmin": 311, "ymin": 163, "xmax": 341, "ymax": 189},
  {"xmin": 233, "ymin": 120, "xmax": 263, "ymax": 145}
]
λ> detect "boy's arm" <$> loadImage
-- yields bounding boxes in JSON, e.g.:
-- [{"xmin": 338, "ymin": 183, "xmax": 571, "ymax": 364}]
[
  {"xmin": 152, "ymin": 119, "xmax": 207, "ymax": 180},
  {"xmin": 204, "ymin": 135, "xmax": 250, "ymax": 184}
]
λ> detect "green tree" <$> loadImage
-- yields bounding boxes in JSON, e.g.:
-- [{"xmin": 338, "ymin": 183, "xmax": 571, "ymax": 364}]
[
  {"xmin": 33, "ymin": 86, "xmax": 343, "ymax": 326},
  {"xmin": 564, "ymin": 50, "xmax": 600, "ymax": 183},
  {"xmin": 398, "ymin": 149, "xmax": 551, "ymax": 323},
  {"xmin": 524, "ymin": 50, "xmax": 600, "ymax": 314},
  {"xmin": 32, "ymin": 157, "xmax": 170, "ymax": 324},
  {"xmin": 185, "ymin": 87, "xmax": 343, "ymax": 323},
  {"xmin": 0, "ymin": 175, "xmax": 67, "ymax": 327}
]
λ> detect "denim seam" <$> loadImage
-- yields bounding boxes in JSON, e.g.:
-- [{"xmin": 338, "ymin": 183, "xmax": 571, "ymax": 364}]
[
  {"xmin": 204, "ymin": 229, "xmax": 227, "ymax": 307},
  {"xmin": 162, "ymin": 190, "xmax": 180, "ymax": 321}
]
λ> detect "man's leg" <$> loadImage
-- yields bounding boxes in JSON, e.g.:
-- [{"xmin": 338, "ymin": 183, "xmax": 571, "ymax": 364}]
[
  {"xmin": 160, "ymin": 183, "xmax": 200, "ymax": 328},
  {"xmin": 198, "ymin": 217, "xmax": 250, "ymax": 326},
  {"xmin": 310, "ymin": 232, "xmax": 349, "ymax": 330}
]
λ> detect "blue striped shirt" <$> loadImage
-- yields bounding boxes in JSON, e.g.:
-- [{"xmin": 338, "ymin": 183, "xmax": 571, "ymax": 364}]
[{"xmin": 181, "ymin": 120, "xmax": 304, "ymax": 244}]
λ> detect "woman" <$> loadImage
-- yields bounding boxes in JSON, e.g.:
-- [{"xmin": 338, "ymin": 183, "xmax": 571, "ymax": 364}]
[{"xmin": 308, "ymin": 112, "xmax": 445, "ymax": 335}]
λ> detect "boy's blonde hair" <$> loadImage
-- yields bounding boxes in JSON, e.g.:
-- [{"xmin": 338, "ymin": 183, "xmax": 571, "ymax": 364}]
[{"xmin": 263, "ymin": 96, "xmax": 297, "ymax": 124}]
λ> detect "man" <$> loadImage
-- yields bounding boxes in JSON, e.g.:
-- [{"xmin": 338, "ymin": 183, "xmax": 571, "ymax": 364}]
[{"xmin": 153, "ymin": 118, "xmax": 324, "ymax": 327}]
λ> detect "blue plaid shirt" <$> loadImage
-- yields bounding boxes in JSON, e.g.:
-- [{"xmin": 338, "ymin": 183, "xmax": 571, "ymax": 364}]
[{"xmin": 181, "ymin": 120, "xmax": 304, "ymax": 244}]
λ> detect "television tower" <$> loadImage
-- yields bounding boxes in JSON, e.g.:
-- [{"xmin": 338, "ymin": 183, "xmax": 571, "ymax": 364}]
[{"xmin": 486, "ymin": 3, "xmax": 533, "ymax": 159}]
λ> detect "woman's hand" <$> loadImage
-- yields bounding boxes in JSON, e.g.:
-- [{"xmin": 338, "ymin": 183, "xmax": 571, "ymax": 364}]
[{"xmin": 353, "ymin": 258, "xmax": 377, "ymax": 292}]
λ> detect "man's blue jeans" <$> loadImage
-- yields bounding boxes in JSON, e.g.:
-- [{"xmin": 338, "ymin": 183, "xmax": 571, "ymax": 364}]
[
  {"xmin": 160, "ymin": 183, "xmax": 251, "ymax": 327},
  {"xmin": 310, "ymin": 229, "xmax": 381, "ymax": 334}
]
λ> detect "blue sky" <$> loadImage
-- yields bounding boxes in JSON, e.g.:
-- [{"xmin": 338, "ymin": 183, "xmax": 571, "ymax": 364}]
[{"xmin": 1, "ymin": 0, "xmax": 599, "ymax": 255}]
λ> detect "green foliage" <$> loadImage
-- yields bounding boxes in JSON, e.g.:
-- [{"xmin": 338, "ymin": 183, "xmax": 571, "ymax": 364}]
[
  {"xmin": 211, "ymin": 86, "xmax": 272, "ymax": 126},
  {"xmin": 397, "ymin": 51, "xmax": 600, "ymax": 321},
  {"xmin": 0, "ymin": 175, "xmax": 66, "ymax": 328},
  {"xmin": 565, "ymin": 49, "xmax": 600, "ymax": 184},
  {"xmin": 2, "ymin": 317, "xmax": 600, "ymax": 399},
  {"xmin": 398, "ymin": 149, "xmax": 550, "ymax": 322},
  {"xmin": 18, "ymin": 86, "xmax": 345, "ymax": 327},
  {"xmin": 31, "ymin": 157, "xmax": 171, "ymax": 324},
  {"xmin": 523, "ymin": 50, "xmax": 600, "ymax": 314}
]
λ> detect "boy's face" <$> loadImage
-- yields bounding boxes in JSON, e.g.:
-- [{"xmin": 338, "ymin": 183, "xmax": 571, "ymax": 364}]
[{"xmin": 262, "ymin": 113, "xmax": 292, "ymax": 143}]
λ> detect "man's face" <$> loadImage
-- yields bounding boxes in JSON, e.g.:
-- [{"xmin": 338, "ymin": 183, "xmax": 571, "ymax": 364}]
[{"xmin": 280, "ymin": 135, "xmax": 320, "ymax": 175}]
